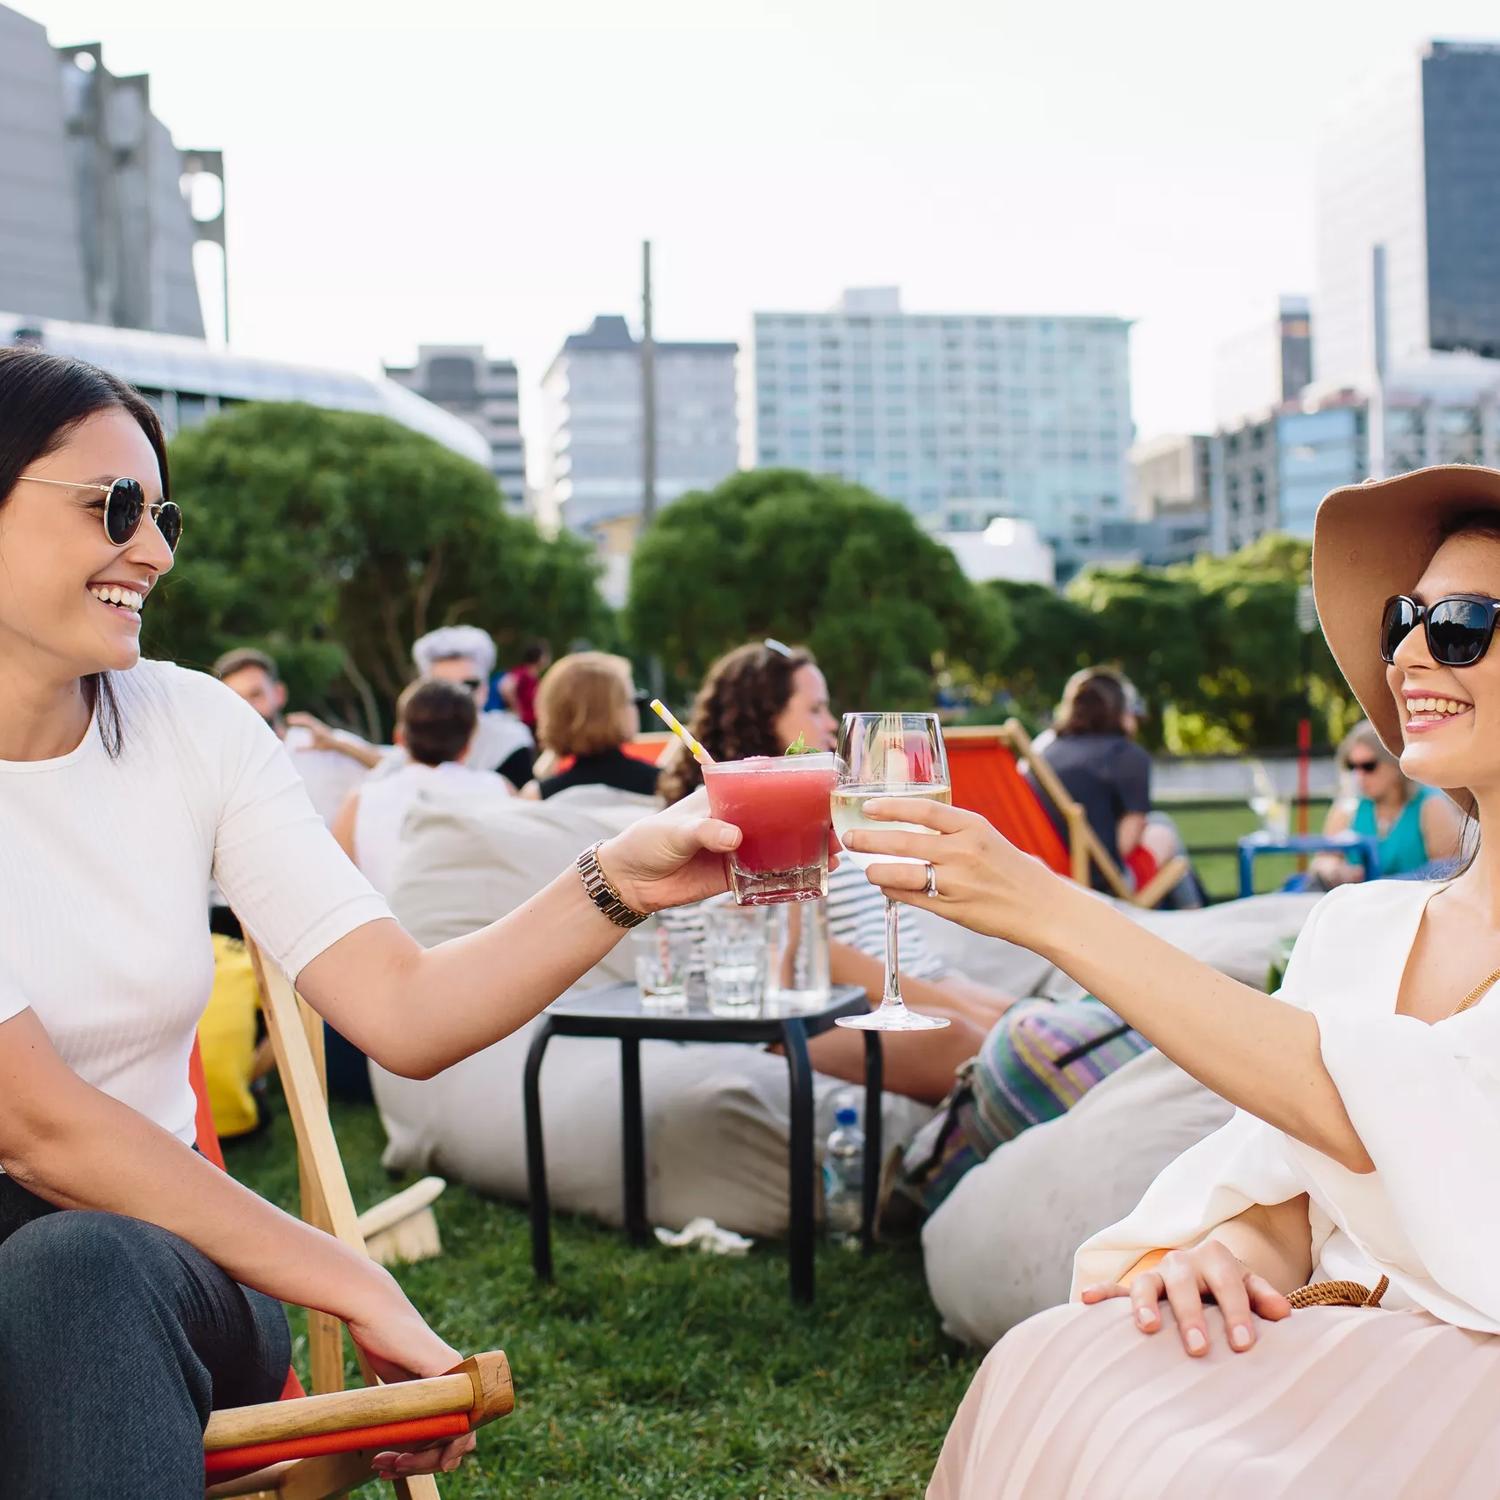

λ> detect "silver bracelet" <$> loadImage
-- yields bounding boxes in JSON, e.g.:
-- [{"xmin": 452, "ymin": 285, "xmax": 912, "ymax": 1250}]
[{"xmin": 576, "ymin": 841, "xmax": 649, "ymax": 929}]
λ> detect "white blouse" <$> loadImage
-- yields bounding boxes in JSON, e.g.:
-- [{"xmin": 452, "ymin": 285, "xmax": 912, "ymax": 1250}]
[
  {"xmin": 0, "ymin": 660, "xmax": 391, "ymax": 1150},
  {"xmin": 1072, "ymin": 878, "xmax": 1500, "ymax": 1334}
]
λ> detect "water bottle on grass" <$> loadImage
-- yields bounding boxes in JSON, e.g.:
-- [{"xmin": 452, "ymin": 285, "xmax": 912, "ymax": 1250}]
[{"xmin": 823, "ymin": 1106, "xmax": 863, "ymax": 1247}]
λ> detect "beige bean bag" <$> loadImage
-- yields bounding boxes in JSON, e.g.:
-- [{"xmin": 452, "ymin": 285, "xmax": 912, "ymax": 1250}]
[
  {"xmin": 372, "ymin": 784, "xmax": 931, "ymax": 1238},
  {"xmin": 914, "ymin": 891, "xmax": 1318, "ymax": 1347}
]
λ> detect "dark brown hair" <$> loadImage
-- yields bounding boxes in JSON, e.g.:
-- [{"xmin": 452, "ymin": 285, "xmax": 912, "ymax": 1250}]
[
  {"xmin": 396, "ymin": 678, "xmax": 477, "ymax": 766},
  {"xmin": 213, "ymin": 647, "xmax": 279, "ymax": 683},
  {"xmin": 0, "ymin": 346, "xmax": 171, "ymax": 757},
  {"xmin": 1053, "ymin": 668, "xmax": 1129, "ymax": 738},
  {"xmin": 657, "ymin": 641, "xmax": 815, "ymax": 805}
]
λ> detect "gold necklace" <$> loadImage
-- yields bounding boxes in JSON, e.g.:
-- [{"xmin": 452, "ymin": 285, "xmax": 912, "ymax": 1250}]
[{"xmin": 1454, "ymin": 967, "xmax": 1500, "ymax": 1017}]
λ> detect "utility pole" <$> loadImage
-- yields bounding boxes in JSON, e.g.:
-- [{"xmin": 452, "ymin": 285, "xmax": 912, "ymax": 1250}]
[
  {"xmin": 1368, "ymin": 242, "xmax": 1389, "ymax": 481},
  {"xmin": 640, "ymin": 240, "xmax": 663, "ymax": 698},
  {"xmin": 641, "ymin": 239, "xmax": 657, "ymax": 526}
]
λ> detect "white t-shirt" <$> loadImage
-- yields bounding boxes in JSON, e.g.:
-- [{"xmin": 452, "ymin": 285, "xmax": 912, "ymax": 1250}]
[
  {"xmin": 0, "ymin": 660, "xmax": 391, "ymax": 1150},
  {"xmin": 354, "ymin": 759, "xmax": 509, "ymax": 901}
]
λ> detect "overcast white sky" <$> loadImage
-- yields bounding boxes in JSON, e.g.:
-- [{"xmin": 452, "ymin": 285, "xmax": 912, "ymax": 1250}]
[{"xmin": 17, "ymin": 0, "xmax": 1500, "ymax": 474}]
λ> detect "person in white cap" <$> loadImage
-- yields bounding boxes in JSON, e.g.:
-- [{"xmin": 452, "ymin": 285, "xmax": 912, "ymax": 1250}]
[
  {"xmin": 408, "ymin": 625, "xmax": 534, "ymax": 789},
  {"xmin": 849, "ymin": 463, "xmax": 1500, "ymax": 1498}
]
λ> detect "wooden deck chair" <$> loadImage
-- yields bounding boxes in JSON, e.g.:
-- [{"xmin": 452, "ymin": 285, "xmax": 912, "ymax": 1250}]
[
  {"xmin": 941, "ymin": 726, "xmax": 1074, "ymax": 874},
  {"xmin": 995, "ymin": 718, "xmax": 1190, "ymax": 909},
  {"xmin": 193, "ymin": 938, "xmax": 514, "ymax": 1499}
]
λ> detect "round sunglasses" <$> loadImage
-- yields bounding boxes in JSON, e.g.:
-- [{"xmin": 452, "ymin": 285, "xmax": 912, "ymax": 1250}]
[
  {"xmin": 1380, "ymin": 593, "xmax": 1500, "ymax": 669},
  {"xmin": 18, "ymin": 474, "xmax": 183, "ymax": 551}
]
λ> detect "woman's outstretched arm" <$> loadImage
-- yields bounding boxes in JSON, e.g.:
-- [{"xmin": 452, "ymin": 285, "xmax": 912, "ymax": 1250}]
[
  {"xmin": 296, "ymin": 797, "xmax": 743, "ymax": 1080},
  {"xmin": 845, "ymin": 799, "xmax": 1374, "ymax": 1174}
]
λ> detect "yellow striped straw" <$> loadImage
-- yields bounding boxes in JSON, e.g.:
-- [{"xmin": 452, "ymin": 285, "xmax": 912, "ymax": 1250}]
[{"xmin": 649, "ymin": 699, "xmax": 716, "ymax": 765}]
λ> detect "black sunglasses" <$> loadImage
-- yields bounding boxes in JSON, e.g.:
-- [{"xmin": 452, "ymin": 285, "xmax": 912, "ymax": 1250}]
[
  {"xmin": 1380, "ymin": 593, "xmax": 1500, "ymax": 668},
  {"xmin": 19, "ymin": 474, "xmax": 183, "ymax": 551},
  {"xmin": 1345, "ymin": 758, "xmax": 1381, "ymax": 774}
]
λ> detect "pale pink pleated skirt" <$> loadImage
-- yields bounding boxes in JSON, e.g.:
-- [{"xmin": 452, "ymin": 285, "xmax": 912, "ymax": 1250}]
[{"xmin": 928, "ymin": 1297, "xmax": 1500, "ymax": 1499}]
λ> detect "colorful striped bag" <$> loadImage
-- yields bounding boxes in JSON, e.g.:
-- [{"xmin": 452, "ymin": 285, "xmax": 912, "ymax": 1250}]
[{"xmin": 897, "ymin": 997, "xmax": 1150, "ymax": 1214}]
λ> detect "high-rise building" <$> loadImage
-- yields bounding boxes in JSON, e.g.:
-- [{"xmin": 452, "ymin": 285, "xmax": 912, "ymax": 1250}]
[
  {"xmin": 1129, "ymin": 434, "xmax": 1212, "ymax": 522},
  {"xmin": 0, "ymin": 5, "xmax": 223, "ymax": 337},
  {"xmin": 539, "ymin": 315, "xmax": 738, "ymax": 536},
  {"xmin": 1209, "ymin": 357, "xmax": 1500, "ymax": 552},
  {"xmin": 1213, "ymin": 297, "xmax": 1313, "ymax": 427},
  {"xmin": 748, "ymin": 288, "xmax": 1133, "ymax": 554},
  {"xmin": 384, "ymin": 346, "xmax": 526, "ymax": 509},
  {"xmin": 1315, "ymin": 40, "xmax": 1500, "ymax": 391}
]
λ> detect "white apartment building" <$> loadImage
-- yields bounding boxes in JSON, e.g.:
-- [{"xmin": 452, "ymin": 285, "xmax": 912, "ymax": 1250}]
[
  {"xmin": 539, "ymin": 314, "xmax": 738, "ymax": 536},
  {"xmin": 747, "ymin": 287, "xmax": 1133, "ymax": 552},
  {"xmin": 384, "ymin": 345, "xmax": 526, "ymax": 510}
]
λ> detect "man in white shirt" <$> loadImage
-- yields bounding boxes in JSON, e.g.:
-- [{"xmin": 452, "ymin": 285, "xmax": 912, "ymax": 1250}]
[{"xmin": 213, "ymin": 648, "xmax": 380, "ymax": 827}]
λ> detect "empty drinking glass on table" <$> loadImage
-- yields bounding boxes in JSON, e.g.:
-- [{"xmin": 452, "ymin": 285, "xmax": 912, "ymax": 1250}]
[
  {"xmin": 632, "ymin": 919, "xmax": 693, "ymax": 1007},
  {"xmin": 767, "ymin": 898, "xmax": 831, "ymax": 1009},
  {"xmin": 704, "ymin": 903, "xmax": 769, "ymax": 1008}
]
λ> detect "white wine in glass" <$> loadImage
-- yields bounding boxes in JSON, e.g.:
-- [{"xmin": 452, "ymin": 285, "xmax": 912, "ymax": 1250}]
[{"xmin": 833, "ymin": 712, "xmax": 952, "ymax": 1032}]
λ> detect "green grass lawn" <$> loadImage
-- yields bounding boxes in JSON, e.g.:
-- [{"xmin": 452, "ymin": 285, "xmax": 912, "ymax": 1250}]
[
  {"xmin": 231, "ymin": 1093, "xmax": 979, "ymax": 1499},
  {"xmin": 1166, "ymin": 800, "xmax": 1333, "ymax": 902}
]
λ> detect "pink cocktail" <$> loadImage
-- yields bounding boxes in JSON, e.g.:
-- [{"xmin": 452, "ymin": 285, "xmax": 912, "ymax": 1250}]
[{"xmin": 702, "ymin": 753, "xmax": 840, "ymax": 905}]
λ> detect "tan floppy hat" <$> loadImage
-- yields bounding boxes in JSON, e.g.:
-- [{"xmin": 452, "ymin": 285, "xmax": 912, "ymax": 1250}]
[{"xmin": 1313, "ymin": 462, "xmax": 1500, "ymax": 803}]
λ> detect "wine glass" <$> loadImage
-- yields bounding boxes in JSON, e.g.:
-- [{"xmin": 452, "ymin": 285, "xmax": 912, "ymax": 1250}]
[{"xmin": 830, "ymin": 712, "xmax": 952, "ymax": 1031}]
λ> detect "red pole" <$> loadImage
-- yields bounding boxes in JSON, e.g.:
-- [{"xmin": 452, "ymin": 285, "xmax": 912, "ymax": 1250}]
[{"xmin": 1296, "ymin": 717, "xmax": 1311, "ymax": 836}]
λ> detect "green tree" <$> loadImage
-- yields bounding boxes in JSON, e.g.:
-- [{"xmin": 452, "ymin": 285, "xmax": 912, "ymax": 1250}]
[
  {"xmin": 147, "ymin": 403, "xmax": 610, "ymax": 735},
  {"xmin": 625, "ymin": 469, "xmax": 1014, "ymax": 709},
  {"xmin": 972, "ymin": 580, "xmax": 1100, "ymax": 727}
]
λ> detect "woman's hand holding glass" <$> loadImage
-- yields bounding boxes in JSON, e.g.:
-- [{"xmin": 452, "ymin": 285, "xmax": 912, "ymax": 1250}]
[
  {"xmin": 595, "ymin": 788, "xmax": 744, "ymax": 914},
  {"xmin": 1079, "ymin": 1241, "xmax": 1293, "ymax": 1358},
  {"xmin": 841, "ymin": 798, "xmax": 1063, "ymax": 946}
]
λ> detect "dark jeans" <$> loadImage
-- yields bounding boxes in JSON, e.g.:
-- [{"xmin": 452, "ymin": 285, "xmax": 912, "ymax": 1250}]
[{"xmin": 0, "ymin": 1175, "xmax": 290, "ymax": 1499}]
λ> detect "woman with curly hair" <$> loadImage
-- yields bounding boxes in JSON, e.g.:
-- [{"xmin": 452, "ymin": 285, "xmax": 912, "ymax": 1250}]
[{"xmin": 661, "ymin": 641, "xmax": 1016, "ymax": 1103}]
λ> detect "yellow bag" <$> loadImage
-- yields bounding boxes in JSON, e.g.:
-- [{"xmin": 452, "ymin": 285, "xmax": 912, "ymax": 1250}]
[{"xmin": 197, "ymin": 934, "xmax": 262, "ymax": 1139}]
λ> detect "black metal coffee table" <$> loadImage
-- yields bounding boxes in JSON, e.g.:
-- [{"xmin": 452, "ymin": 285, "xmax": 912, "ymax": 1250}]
[{"xmin": 523, "ymin": 983, "xmax": 883, "ymax": 1303}]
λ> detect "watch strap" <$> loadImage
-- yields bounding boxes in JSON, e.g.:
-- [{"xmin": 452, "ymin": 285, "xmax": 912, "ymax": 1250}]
[{"xmin": 576, "ymin": 841, "xmax": 649, "ymax": 929}]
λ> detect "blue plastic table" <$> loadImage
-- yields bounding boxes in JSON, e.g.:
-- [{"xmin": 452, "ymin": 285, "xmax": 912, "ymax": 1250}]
[{"xmin": 1237, "ymin": 831, "xmax": 1381, "ymax": 898}]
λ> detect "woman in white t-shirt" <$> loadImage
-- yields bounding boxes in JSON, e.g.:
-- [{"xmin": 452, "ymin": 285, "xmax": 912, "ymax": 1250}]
[{"xmin": 0, "ymin": 347, "xmax": 748, "ymax": 1497}]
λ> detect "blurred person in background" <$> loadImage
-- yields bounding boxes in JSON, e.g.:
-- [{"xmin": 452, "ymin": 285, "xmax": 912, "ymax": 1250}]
[
  {"xmin": 659, "ymin": 639, "xmax": 1016, "ymax": 1104},
  {"xmin": 333, "ymin": 679, "xmax": 509, "ymax": 901},
  {"xmin": 214, "ymin": 647, "xmax": 380, "ymax": 826},
  {"xmin": 500, "ymin": 639, "xmax": 550, "ymax": 733},
  {"xmin": 1306, "ymin": 719, "xmax": 1463, "ymax": 888},
  {"xmin": 326, "ymin": 678, "xmax": 510, "ymax": 1102},
  {"xmin": 1029, "ymin": 667, "xmax": 1203, "ymax": 908},
  {"xmin": 524, "ymin": 651, "xmax": 660, "ymax": 802},
  {"xmin": 410, "ymin": 626, "xmax": 534, "ymax": 789}
]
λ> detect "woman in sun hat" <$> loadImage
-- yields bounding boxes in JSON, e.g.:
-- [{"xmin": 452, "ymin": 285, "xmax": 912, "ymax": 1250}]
[{"xmin": 840, "ymin": 462, "xmax": 1500, "ymax": 1497}]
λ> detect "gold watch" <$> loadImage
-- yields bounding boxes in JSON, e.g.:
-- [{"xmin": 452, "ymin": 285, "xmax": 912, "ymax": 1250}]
[{"xmin": 576, "ymin": 841, "xmax": 649, "ymax": 929}]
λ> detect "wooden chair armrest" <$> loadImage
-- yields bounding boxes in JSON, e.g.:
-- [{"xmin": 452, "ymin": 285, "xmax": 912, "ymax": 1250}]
[{"xmin": 205, "ymin": 1351, "xmax": 513, "ymax": 1455}]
